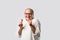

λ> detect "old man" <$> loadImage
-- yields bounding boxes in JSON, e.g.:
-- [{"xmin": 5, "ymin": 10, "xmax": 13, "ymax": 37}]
[{"xmin": 18, "ymin": 8, "xmax": 41, "ymax": 40}]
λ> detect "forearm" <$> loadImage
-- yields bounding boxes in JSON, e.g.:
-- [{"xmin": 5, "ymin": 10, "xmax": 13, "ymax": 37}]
[
  {"xmin": 18, "ymin": 25, "xmax": 24, "ymax": 36},
  {"xmin": 30, "ymin": 24, "xmax": 36, "ymax": 34},
  {"xmin": 18, "ymin": 28, "xmax": 22, "ymax": 35}
]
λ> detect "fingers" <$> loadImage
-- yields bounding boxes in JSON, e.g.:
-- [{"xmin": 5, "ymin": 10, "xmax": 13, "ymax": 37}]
[
  {"xmin": 18, "ymin": 19, "xmax": 23, "ymax": 27},
  {"xmin": 20, "ymin": 19, "xmax": 23, "ymax": 24}
]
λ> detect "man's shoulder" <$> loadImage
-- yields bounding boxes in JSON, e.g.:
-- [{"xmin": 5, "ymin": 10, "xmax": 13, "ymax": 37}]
[
  {"xmin": 32, "ymin": 18, "xmax": 40, "ymax": 24},
  {"xmin": 33, "ymin": 18, "xmax": 39, "ymax": 22}
]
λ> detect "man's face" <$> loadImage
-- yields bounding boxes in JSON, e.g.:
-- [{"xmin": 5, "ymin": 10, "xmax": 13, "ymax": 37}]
[{"xmin": 24, "ymin": 9, "xmax": 33, "ymax": 20}]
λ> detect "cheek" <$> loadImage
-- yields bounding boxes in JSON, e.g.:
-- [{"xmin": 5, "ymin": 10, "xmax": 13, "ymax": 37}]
[{"xmin": 29, "ymin": 15, "xmax": 32, "ymax": 18}]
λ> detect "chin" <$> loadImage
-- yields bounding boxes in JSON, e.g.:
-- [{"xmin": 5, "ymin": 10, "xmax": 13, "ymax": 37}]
[{"xmin": 25, "ymin": 18, "xmax": 30, "ymax": 20}]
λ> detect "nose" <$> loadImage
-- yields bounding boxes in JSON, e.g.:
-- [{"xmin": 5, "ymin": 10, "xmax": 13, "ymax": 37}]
[{"xmin": 27, "ymin": 14, "xmax": 30, "ymax": 18}]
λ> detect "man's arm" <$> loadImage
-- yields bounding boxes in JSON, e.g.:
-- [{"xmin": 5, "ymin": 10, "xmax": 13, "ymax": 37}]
[
  {"xmin": 29, "ymin": 24, "xmax": 36, "ymax": 34},
  {"xmin": 18, "ymin": 19, "xmax": 24, "ymax": 36},
  {"xmin": 18, "ymin": 27, "xmax": 23, "ymax": 36}
]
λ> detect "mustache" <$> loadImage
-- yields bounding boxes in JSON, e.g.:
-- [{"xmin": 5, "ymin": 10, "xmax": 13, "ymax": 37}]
[{"xmin": 26, "ymin": 16, "xmax": 31, "ymax": 18}]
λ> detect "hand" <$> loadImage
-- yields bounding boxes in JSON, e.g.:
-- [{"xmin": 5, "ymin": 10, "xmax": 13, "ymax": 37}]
[
  {"xmin": 18, "ymin": 19, "xmax": 23, "ymax": 36},
  {"xmin": 27, "ymin": 20, "xmax": 32, "ymax": 25},
  {"xmin": 18, "ymin": 19, "xmax": 23, "ymax": 28}
]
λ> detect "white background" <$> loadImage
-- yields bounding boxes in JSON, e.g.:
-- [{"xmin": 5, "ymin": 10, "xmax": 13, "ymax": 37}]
[{"xmin": 0, "ymin": 0, "xmax": 60, "ymax": 40}]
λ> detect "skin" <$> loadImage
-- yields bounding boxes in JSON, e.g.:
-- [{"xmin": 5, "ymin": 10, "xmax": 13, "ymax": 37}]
[
  {"xmin": 18, "ymin": 19, "xmax": 24, "ymax": 36},
  {"xmin": 24, "ymin": 8, "xmax": 33, "ymax": 21},
  {"xmin": 18, "ymin": 8, "xmax": 36, "ymax": 36}
]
